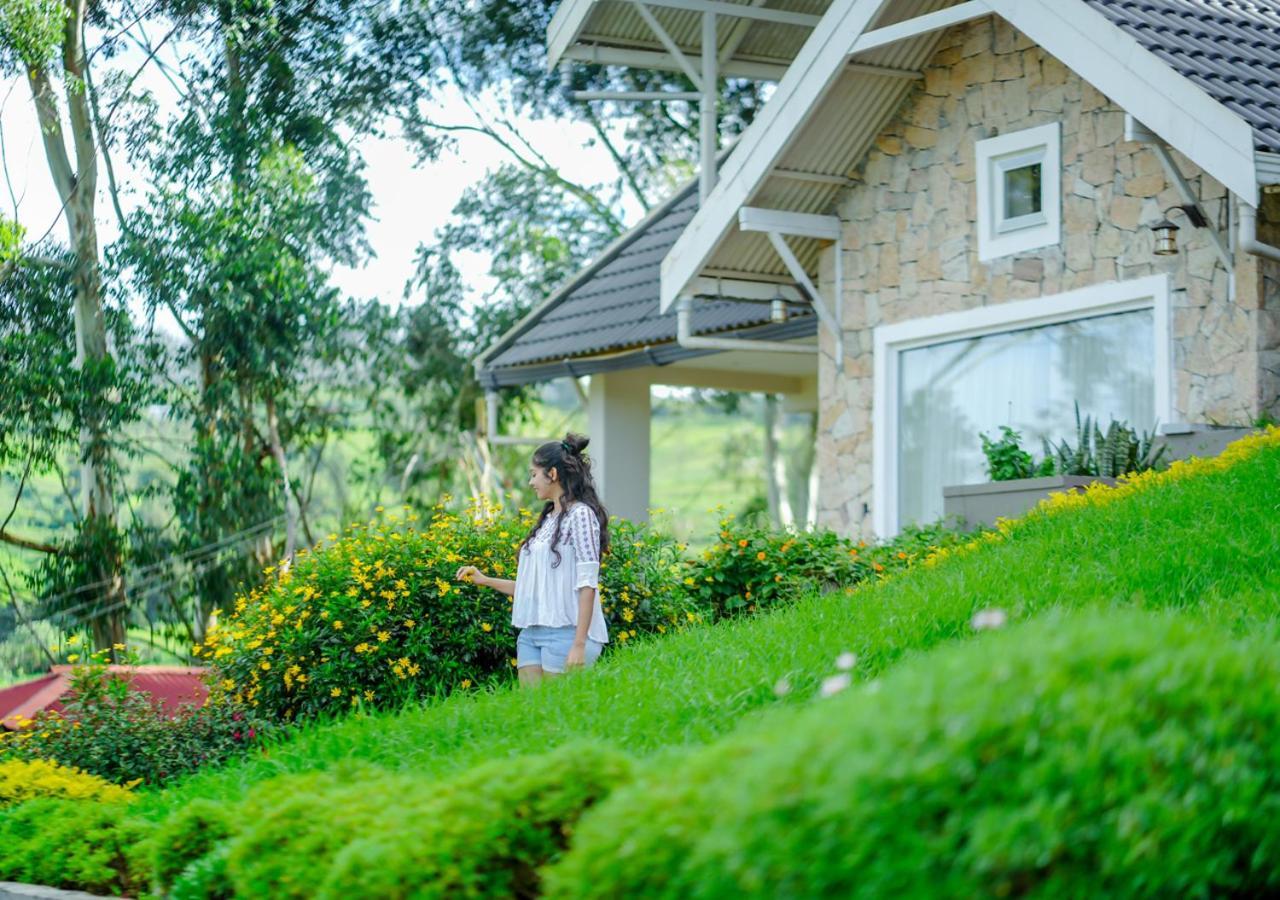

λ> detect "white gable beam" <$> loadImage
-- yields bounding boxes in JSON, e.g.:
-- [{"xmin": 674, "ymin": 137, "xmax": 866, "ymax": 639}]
[
  {"xmin": 985, "ymin": 0, "xmax": 1257, "ymax": 205},
  {"xmin": 631, "ymin": 1, "xmax": 704, "ymax": 88},
  {"xmin": 547, "ymin": 0, "xmax": 597, "ymax": 69},
  {"xmin": 850, "ymin": 0, "xmax": 990, "ymax": 54},
  {"xmin": 661, "ymin": 0, "xmax": 902, "ymax": 313},
  {"xmin": 689, "ymin": 276, "xmax": 805, "ymax": 302},
  {"xmin": 639, "ymin": 0, "xmax": 820, "ymax": 29},
  {"xmin": 739, "ymin": 206, "xmax": 842, "ymax": 240},
  {"xmin": 561, "ymin": 44, "xmax": 788, "ymax": 81}
]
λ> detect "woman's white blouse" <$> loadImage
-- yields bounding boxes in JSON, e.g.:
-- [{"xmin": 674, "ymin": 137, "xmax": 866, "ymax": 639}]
[{"xmin": 512, "ymin": 503, "xmax": 609, "ymax": 644}]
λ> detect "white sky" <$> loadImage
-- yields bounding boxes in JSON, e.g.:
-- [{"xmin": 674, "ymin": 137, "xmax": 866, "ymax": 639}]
[{"xmin": 0, "ymin": 39, "xmax": 639, "ymax": 326}]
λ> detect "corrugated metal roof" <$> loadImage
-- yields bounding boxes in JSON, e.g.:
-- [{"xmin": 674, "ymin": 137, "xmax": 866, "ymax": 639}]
[
  {"xmin": 479, "ymin": 175, "xmax": 816, "ymax": 385},
  {"xmin": 1079, "ymin": 0, "xmax": 1280, "ymax": 152},
  {"xmin": 1, "ymin": 666, "xmax": 209, "ymax": 729},
  {"xmin": 554, "ymin": 0, "xmax": 827, "ymax": 73}
]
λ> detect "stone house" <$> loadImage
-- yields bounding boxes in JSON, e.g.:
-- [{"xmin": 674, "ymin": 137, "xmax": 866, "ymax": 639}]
[{"xmin": 481, "ymin": 0, "xmax": 1280, "ymax": 537}]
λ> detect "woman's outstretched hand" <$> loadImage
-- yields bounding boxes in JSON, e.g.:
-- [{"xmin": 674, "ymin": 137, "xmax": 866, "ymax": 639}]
[{"xmin": 455, "ymin": 565, "xmax": 486, "ymax": 586}]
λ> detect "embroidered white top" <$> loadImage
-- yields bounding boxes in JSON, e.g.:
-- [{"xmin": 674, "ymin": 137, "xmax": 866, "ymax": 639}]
[{"xmin": 511, "ymin": 502, "xmax": 609, "ymax": 644}]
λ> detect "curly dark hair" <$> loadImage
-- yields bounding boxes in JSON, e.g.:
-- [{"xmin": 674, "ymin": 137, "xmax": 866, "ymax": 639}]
[{"xmin": 519, "ymin": 432, "xmax": 610, "ymax": 566}]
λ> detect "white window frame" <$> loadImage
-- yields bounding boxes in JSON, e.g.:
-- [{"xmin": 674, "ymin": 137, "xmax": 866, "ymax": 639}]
[
  {"xmin": 976, "ymin": 122, "xmax": 1061, "ymax": 261},
  {"xmin": 871, "ymin": 274, "xmax": 1173, "ymax": 538}
]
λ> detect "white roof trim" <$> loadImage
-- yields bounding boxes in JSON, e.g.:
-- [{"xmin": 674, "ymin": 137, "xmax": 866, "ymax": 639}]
[
  {"xmin": 985, "ymin": 0, "xmax": 1257, "ymax": 205},
  {"xmin": 548, "ymin": 0, "xmax": 597, "ymax": 70},
  {"xmin": 659, "ymin": 0, "xmax": 895, "ymax": 312},
  {"xmin": 1258, "ymin": 152, "xmax": 1280, "ymax": 186},
  {"xmin": 660, "ymin": 0, "xmax": 1262, "ymax": 312}
]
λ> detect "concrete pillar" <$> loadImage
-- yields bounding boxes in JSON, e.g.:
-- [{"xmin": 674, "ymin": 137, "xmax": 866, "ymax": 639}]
[{"xmin": 587, "ymin": 370, "xmax": 651, "ymax": 523}]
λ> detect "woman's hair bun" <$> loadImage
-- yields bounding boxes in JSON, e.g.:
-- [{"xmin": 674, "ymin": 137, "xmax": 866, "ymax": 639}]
[{"xmin": 562, "ymin": 433, "xmax": 590, "ymax": 456}]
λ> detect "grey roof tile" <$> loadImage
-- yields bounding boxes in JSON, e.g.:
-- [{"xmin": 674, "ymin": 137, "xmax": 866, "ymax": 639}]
[
  {"xmin": 481, "ymin": 177, "xmax": 815, "ymax": 377},
  {"xmin": 1081, "ymin": 0, "xmax": 1280, "ymax": 151}
]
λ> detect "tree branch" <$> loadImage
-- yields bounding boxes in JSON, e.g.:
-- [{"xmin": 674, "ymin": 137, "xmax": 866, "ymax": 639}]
[
  {"xmin": 0, "ymin": 529, "xmax": 60, "ymax": 554},
  {"xmin": 585, "ymin": 109, "xmax": 650, "ymax": 211}
]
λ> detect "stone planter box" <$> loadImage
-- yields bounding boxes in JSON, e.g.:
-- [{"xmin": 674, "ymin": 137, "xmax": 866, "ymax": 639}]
[
  {"xmin": 942, "ymin": 424, "xmax": 1257, "ymax": 531},
  {"xmin": 1155, "ymin": 424, "xmax": 1254, "ymax": 463},
  {"xmin": 943, "ymin": 475, "xmax": 1116, "ymax": 532}
]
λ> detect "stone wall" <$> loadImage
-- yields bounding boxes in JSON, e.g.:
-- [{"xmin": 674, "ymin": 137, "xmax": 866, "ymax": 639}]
[{"xmin": 817, "ymin": 15, "xmax": 1280, "ymax": 537}]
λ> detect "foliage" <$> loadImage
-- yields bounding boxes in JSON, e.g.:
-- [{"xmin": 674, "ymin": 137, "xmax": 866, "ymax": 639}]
[
  {"xmin": 0, "ymin": 646, "xmax": 268, "ymax": 786},
  {"xmin": 160, "ymin": 743, "xmax": 632, "ymax": 898},
  {"xmin": 0, "ymin": 758, "xmax": 134, "ymax": 808},
  {"xmin": 0, "ymin": 0, "xmax": 66, "ymax": 73},
  {"xmin": 0, "ymin": 798, "xmax": 150, "ymax": 896},
  {"xmin": 200, "ymin": 504, "xmax": 703, "ymax": 721},
  {"xmin": 546, "ymin": 610, "xmax": 1280, "ymax": 898},
  {"xmin": 686, "ymin": 514, "xmax": 971, "ymax": 619},
  {"xmin": 979, "ymin": 425, "xmax": 1055, "ymax": 481},
  {"xmin": 600, "ymin": 516, "xmax": 701, "ymax": 640},
  {"xmin": 1044, "ymin": 404, "xmax": 1168, "ymax": 478},
  {"xmin": 6, "ymin": 432, "xmax": 1280, "ymax": 897}
]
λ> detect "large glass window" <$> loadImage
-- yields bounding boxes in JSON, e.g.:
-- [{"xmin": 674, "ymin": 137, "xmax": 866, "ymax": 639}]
[{"xmin": 896, "ymin": 309, "xmax": 1155, "ymax": 527}]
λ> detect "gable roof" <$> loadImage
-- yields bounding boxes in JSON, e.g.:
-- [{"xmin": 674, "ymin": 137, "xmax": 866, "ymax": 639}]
[
  {"xmin": 477, "ymin": 175, "xmax": 816, "ymax": 389},
  {"xmin": 1, "ymin": 666, "xmax": 208, "ymax": 730},
  {"xmin": 1080, "ymin": 0, "xmax": 1280, "ymax": 153},
  {"xmin": 659, "ymin": 0, "xmax": 1275, "ymax": 311}
]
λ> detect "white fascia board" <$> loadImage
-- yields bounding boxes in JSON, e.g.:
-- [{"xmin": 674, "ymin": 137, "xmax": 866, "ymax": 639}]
[
  {"xmin": 739, "ymin": 206, "xmax": 842, "ymax": 240},
  {"xmin": 985, "ymin": 0, "xmax": 1258, "ymax": 206},
  {"xmin": 547, "ymin": 0, "xmax": 599, "ymax": 69},
  {"xmin": 850, "ymin": 0, "xmax": 990, "ymax": 54},
  {"xmin": 660, "ymin": 0, "xmax": 892, "ymax": 313}
]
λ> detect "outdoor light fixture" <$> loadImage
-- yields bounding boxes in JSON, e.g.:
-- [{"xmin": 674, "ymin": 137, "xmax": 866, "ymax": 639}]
[
  {"xmin": 1152, "ymin": 217, "xmax": 1180, "ymax": 255},
  {"xmin": 770, "ymin": 293, "xmax": 789, "ymax": 323},
  {"xmin": 1151, "ymin": 203, "xmax": 1210, "ymax": 256}
]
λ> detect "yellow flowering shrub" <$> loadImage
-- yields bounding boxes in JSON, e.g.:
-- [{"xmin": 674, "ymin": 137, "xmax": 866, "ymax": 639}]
[
  {"xmin": 0, "ymin": 758, "xmax": 134, "ymax": 808},
  {"xmin": 201, "ymin": 502, "xmax": 703, "ymax": 721}
]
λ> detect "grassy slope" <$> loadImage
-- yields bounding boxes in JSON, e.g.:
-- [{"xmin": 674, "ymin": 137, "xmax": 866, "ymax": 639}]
[{"xmin": 133, "ymin": 434, "xmax": 1280, "ymax": 821}]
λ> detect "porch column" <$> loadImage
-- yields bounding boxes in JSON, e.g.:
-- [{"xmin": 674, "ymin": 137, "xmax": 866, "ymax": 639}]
[{"xmin": 587, "ymin": 370, "xmax": 651, "ymax": 523}]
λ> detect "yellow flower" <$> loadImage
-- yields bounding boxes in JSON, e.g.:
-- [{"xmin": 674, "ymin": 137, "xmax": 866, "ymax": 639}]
[
  {"xmin": 460, "ymin": 679, "xmax": 471, "ymax": 689},
  {"xmin": 333, "ymin": 620, "xmax": 344, "ymax": 630},
  {"xmin": 112, "ymin": 643, "xmax": 126, "ymax": 651},
  {"xmin": 66, "ymin": 635, "xmax": 80, "ymax": 647},
  {"xmin": 330, "ymin": 687, "xmax": 342, "ymax": 697},
  {"xmin": 756, "ymin": 551, "xmax": 767, "ymax": 561},
  {"xmin": 404, "ymin": 619, "xmax": 415, "ymax": 629},
  {"xmin": 66, "ymin": 654, "xmax": 79, "ymax": 664},
  {"xmin": 377, "ymin": 631, "xmax": 390, "ymax": 643},
  {"xmin": 364, "ymin": 690, "xmax": 375, "ymax": 701},
  {"xmin": 481, "ymin": 622, "xmax": 492, "ymax": 632},
  {"xmin": 738, "ymin": 539, "xmax": 749, "ymax": 548},
  {"xmin": 260, "ymin": 662, "xmax": 271, "ymax": 671}
]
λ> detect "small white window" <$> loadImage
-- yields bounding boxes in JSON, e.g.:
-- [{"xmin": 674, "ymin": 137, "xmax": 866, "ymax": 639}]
[{"xmin": 976, "ymin": 122, "xmax": 1060, "ymax": 260}]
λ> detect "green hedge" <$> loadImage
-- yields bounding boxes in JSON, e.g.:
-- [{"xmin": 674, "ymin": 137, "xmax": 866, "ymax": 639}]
[
  {"xmin": 0, "ymin": 798, "xmax": 150, "ymax": 896},
  {"xmin": 152, "ymin": 743, "xmax": 632, "ymax": 898},
  {"xmin": 546, "ymin": 610, "xmax": 1280, "ymax": 898},
  {"xmin": 686, "ymin": 514, "xmax": 967, "ymax": 618}
]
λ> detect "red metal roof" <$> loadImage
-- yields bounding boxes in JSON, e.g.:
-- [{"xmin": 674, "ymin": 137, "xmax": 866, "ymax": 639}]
[{"xmin": 0, "ymin": 666, "xmax": 209, "ymax": 730}]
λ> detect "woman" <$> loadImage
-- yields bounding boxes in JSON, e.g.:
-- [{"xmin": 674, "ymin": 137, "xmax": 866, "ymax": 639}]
[{"xmin": 456, "ymin": 433, "xmax": 610, "ymax": 687}]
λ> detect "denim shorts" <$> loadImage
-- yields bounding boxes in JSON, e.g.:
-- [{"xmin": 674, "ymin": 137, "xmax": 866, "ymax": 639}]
[{"xmin": 516, "ymin": 625, "xmax": 603, "ymax": 674}]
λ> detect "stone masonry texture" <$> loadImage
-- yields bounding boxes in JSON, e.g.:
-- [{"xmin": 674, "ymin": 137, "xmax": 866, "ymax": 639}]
[{"xmin": 816, "ymin": 16, "xmax": 1280, "ymax": 537}]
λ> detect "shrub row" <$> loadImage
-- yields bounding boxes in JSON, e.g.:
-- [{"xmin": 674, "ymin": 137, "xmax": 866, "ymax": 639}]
[{"xmin": 544, "ymin": 610, "xmax": 1280, "ymax": 897}]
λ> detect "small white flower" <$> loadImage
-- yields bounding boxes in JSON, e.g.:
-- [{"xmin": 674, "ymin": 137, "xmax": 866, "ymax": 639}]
[
  {"xmin": 819, "ymin": 673, "xmax": 852, "ymax": 698},
  {"xmin": 971, "ymin": 607, "xmax": 1008, "ymax": 631},
  {"xmin": 835, "ymin": 651, "xmax": 857, "ymax": 671},
  {"xmin": 773, "ymin": 677, "xmax": 792, "ymax": 697}
]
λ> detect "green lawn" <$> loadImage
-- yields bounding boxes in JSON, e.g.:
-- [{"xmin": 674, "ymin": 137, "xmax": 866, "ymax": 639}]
[{"xmin": 134, "ymin": 430, "xmax": 1280, "ymax": 822}]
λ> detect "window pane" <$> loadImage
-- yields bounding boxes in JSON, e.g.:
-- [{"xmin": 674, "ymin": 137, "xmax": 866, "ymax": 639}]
[
  {"xmin": 896, "ymin": 309, "xmax": 1155, "ymax": 527},
  {"xmin": 1003, "ymin": 162, "xmax": 1042, "ymax": 220}
]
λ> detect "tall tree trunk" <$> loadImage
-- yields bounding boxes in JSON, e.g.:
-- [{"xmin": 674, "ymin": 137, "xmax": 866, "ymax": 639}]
[
  {"xmin": 27, "ymin": 0, "xmax": 127, "ymax": 653},
  {"xmin": 796, "ymin": 411, "xmax": 819, "ymax": 529},
  {"xmin": 763, "ymin": 394, "xmax": 793, "ymax": 528},
  {"xmin": 264, "ymin": 392, "xmax": 299, "ymax": 562}
]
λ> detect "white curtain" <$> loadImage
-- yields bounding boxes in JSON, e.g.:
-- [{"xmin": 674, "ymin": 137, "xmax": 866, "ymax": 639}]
[{"xmin": 897, "ymin": 309, "xmax": 1155, "ymax": 527}]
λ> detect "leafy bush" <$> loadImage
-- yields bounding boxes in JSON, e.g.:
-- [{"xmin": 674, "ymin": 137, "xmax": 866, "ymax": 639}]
[
  {"xmin": 980, "ymin": 425, "xmax": 1055, "ymax": 480},
  {"xmin": 0, "ymin": 758, "xmax": 134, "ymax": 808},
  {"xmin": 546, "ymin": 610, "xmax": 1280, "ymax": 898},
  {"xmin": 1046, "ymin": 405, "xmax": 1167, "ymax": 477},
  {"xmin": 600, "ymin": 516, "xmax": 704, "ymax": 642},
  {"xmin": 200, "ymin": 503, "xmax": 702, "ymax": 722},
  {"xmin": 0, "ymin": 798, "xmax": 150, "ymax": 896},
  {"xmin": 686, "ymin": 514, "xmax": 968, "ymax": 619},
  {"xmin": 0, "ymin": 647, "xmax": 267, "ymax": 786},
  {"xmin": 153, "ymin": 744, "xmax": 632, "ymax": 898}
]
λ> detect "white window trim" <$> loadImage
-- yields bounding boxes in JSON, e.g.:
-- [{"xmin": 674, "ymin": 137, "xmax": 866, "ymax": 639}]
[
  {"xmin": 871, "ymin": 274, "xmax": 1173, "ymax": 538},
  {"xmin": 976, "ymin": 122, "xmax": 1061, "ymax": 261}
]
